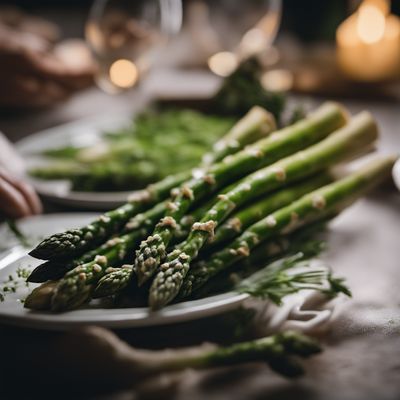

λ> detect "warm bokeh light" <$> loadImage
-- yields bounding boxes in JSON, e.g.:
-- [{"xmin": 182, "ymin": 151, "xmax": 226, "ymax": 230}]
[
  {"xmin": 240, "ymin": 28, "xmax": 266, "ymax": 56},
  {"xmin": 109, "ymin": 59, "xmax": 139, "ymax": 88},
  {"xmin": 208, "ymin": 52, "xmax": 238, "ymax": 77},
  {"xmin": 356, "ymin": 3, "xmax": 386, "ymax": 44},
  {"xmin": 261, "ymin": 69, "xmax": 293, "ymax": 92}
]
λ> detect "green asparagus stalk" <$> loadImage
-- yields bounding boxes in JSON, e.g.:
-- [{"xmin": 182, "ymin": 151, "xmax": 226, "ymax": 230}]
[
  {"xmin": 91, "ymin": 200, "xmax": 223, "ymax": 298},
  {"xmin": 135, "ymin": 102, "xmax": 347, "ymax": 286},
  {"xmin": 201, "ymin": 106, "xmax": 276, "ymax": 166},
  {"xmin": 49, "ymin": 232, "xmax": 144, "ymax": 311},
  {"xmin": 31, "ymin": 161, "xmax": 166, "ymax": 192},
  {"xmin": 29, "ymin": 171, "xmax": 190, "ymax": 261},
  {"xmin": 92, "ymin": 193, "xmax": 226, "ymax": 299},
  {"xmin": 123, "ymin": 331, "xmax": 321, "ymax": 378},
  {"xmin": 26, "ymin": 201, "xmax": 170, "ymax": 309},
  {"xmin": 29, "ymin": 107, "xmax": 277, "ymax": 262},
  {"xmin": 148, "ymin": 113, "xmax": 380, "ymax": 309},
  {"xmin": 24, "ymin": 281, "xmax": 58, "ymax": 310},
  {"xmin": 27, "ymin": 201, "xmax": 167, "ymax": 283},
  {"xmin": 194, "ymin": 220, "xmax": 330, "ymax": 299},
  {"xmin": 207, "ymin": 173, "xmax": 331, "ymax": 250},
  {"xmin": 37, "ymin": 200, "xmax": 176, "ymax": 310},
  {"xmin": 177, "ymin": 156, "xmax": 395, "ymax": 300},
  {"xmin": 60, "ymin": 329, "xmax": 320, "ymax": 379}
]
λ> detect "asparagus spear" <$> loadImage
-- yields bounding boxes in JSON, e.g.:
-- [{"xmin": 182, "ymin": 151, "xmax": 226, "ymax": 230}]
[
  {"xmin": 207, "ymin": 173, "xmax": 331, "ymax": 250},
  {"xmin": 49, "ymin": 232, "xmax": 144, "ymax": 311},
  {"xmin": 194, "ymin": 222, "xmax": 329, "ymax": 299},
  {"xmin": 202, "ymin": 106, "xmax": 276, "ymax": 166},
  {"xmin": 62, "ymin": 328, "xmax": 320, "ymax": 379},
  {"xmin": 92, "ymin": 189, "xmax": 229, "ymax": 299},
  {"xmin": 31, "ymin": 161, "xmax": 164, "ymax": 192},
  {"xmin": 148, "ymin": 113, "xmax": 379, "ymax": 309},
  {"xmin": 135, "ymin": 102, "xmax": 347, "ymax": 285},
  {"xmin": 26, "ymin": 200, "xmax": 170, "ymax": 308},
  {"xmin": 29, "ymin": 107, "xmax": 277, "ymax": 262},
  {"xmin": 23, "ymin": 281, "xmax": 58, "ymax": 310},
  {"xmin": 127, "ymin": 330, "xmax": 321, "ymax": 378},
  {"xmin": 26, "ymin": 201, "xmax": 168, "ymax": 283},
  {"xmin": 29, "ymin": 171, "xmax": 190, "ymax": 261},
  {"xmin": 177, "ymin": 156, "xmax": 395, "ymax": 300},
  {"xmin": 39, "ymin": 200, "xmax": 175, "ymax": 310}
]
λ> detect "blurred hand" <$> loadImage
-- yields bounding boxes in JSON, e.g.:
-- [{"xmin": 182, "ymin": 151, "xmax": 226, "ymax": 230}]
[
  {"xmin": 0, "ymin": 118, "xmax": 42, "ymax": 219},
  {"xmin": 0, "ymin": 7, "xmax": 96, "ymax": 108},
  {"xmin": 0, "ymin": 167, "xmax": 42, "ymax": 219}
]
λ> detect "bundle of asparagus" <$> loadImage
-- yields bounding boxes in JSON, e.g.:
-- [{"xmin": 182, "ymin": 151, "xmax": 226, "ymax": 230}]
[{"xmin": 25, "ymin": 101, "xmax": 396, "ymax": 314}]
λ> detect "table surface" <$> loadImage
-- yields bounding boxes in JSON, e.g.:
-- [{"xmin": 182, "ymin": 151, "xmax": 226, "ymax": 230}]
[{"xmin": 0, "ymin": 70, "xmax": 400, "ymax": 399}]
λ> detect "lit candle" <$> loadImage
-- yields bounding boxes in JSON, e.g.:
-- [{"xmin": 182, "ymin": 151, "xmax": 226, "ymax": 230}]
[{"xmin": 336, "ymin": 0, "xmax": 400, "ymax": 82}]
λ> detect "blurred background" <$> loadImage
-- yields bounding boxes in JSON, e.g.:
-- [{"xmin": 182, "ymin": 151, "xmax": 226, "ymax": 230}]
[{"xmin": 0, "ymin": 0, "xmax": 399, "ymax": 139}]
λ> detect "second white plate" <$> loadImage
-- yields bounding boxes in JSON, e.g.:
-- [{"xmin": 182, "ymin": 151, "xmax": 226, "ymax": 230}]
[{"xmin": 15, "ymin": 113, "xmax": 136, "ymax": 210}]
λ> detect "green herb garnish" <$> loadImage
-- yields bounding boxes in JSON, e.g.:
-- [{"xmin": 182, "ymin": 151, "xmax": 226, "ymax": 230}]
[
  {"xmin": 237, "ymin": 252, "xmax": 351, "ymax": 305},
  {"xmin": 0, "ymin": 267, "xmax": 31, "ymax": 302}
]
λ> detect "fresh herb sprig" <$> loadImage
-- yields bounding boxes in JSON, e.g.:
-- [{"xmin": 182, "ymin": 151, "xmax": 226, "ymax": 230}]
[{"xmin": 236, "ymin": 252, "xmax": 351, "ymax": 305}]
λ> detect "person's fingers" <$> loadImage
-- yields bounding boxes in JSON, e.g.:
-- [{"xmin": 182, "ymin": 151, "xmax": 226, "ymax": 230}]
[
  {"xmin": 0, "ymin": 178, "xmax": 31, "ymax": 219},
  {"xmin": 23, "ymin": 78, "xmax": 71, "ymax": 107},
  {"xmin": 9, "ymin": 179, "xmax": 42, "ymax": 215},
  {"xmin": 0, "ymin": 24, "xmax": 50, "ymax": 54},
  {"xmin": 0, "ymin": 74, "xmax": 70, "ymax": 108},
  {"xmin": 3, "ymin": 49, "xmax": 95, "ymax": 91},
  {"xmin": 19, "ymin": 15, "xmax": 60, "ymax": 43},
  {"xmin": 0, "ymin": 28, "xmax": 94, "ymax": 88},
  {"xmin": 0, "ymin": 23, "xmax": 95, "ymax": 93},
  {"xmin": 0, "ymin": 169, "xmax": 42, "ymax": 215},
  {"xmin": 21, "ymin": 40, "xmax": 96, "ymax": 90}
]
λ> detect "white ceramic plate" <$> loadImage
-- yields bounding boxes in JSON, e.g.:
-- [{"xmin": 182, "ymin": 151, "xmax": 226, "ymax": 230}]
[
  {"xmin": 15, "ymin": 114, "xmax": 138, "ymax": 210},
  {"xmin": 0, "ymin": 214, "xmax": 250, "ymax": 330},
  {"xmin": 392, "ymin": 158, "xmax": 400, "ymax": 192}
]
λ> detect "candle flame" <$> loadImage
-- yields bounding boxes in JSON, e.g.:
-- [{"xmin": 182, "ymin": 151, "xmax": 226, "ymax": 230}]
[{"xmin": 356, "ymin": 3, "xmax": 386, "ymax": 44}]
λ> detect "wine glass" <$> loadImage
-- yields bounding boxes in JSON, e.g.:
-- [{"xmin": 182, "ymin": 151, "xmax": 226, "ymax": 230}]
[
  {"xmin": 179, "ymin": 0, "xmax": 282, "ymax": 76},
  {"xmin": 86, "ymin": 0, "xmax": 182, "ymax": 93}
]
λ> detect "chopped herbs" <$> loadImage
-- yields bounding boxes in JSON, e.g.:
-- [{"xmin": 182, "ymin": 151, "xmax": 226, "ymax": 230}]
[
  {"xmin": 0, "ymin": 267, "xmax": 31, "ymax": 302},
  {"xmin": 30, "ymin": 109, "xmax": 235, "ymax": 192}
]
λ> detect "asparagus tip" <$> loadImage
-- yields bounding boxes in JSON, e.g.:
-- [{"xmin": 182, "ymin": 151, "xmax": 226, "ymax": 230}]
[
  {"xmin": 135, "ymin": 234, "xmax": 166, "ymax": 286},
  {"xmin": 149, "ymin": 253, "xmax": 190, "ymax": 310},
  {"xmin": 93, "ymin": 266, "xmax": 133, "ymax": 298},
  {"xmin": 24, "ymin": 281, "xmax": 58, "ymax": 310}
]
